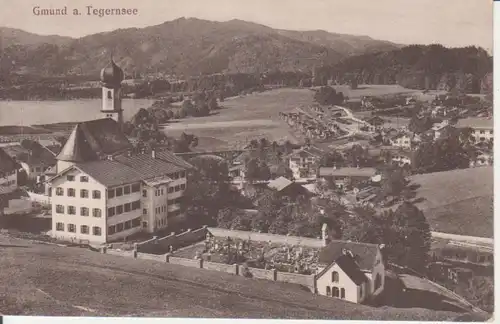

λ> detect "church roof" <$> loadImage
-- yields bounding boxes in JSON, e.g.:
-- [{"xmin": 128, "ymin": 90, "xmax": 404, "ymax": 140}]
[
  {"xmin": 100, "ymin": 58, "xmax": 124, "ymax": 88},
  {"xmin": 318, "ymin": 240, "xmax": 379, "ymax": 271},
  {"xmin": 0, "ymin": 147, "xmax": 18, "ymax": 175},
  {"xmin": 56, "ymin": 119, "xmax": 132, "ymax": 162}
]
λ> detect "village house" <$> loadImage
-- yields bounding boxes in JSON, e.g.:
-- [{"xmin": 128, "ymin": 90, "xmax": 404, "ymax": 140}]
[
  {"xmin": 317, "ymin": 167, "xmax": 378, "ymax": 190},
  {"xmin": 287, "ymin": 145, "xmax": 324, "ymax": 180},
  {"xmin": 389, "ymin": 133, "xmax": 412, "ymax": 149},
  {"xmin": 267, "ymin": 176, "xmax": 311, "ymax": 200},
  {"xmin": 0, "ymin": 147, "xmax": 18, "ymax": 189},
  {"xmin": 455, "ymin": 117, "xmax": 493, "ymax": 143},
  {"xmin": 48, "ymin": 59, "xmax": 193, "ymax": 245},
  {"xmin": 429, "ymin": 120, "xmax": 453, "ymax": 140},
  {"xmin": 469, "ymin": 152, "xmax": 493, "ymax": 168},
  {"xmin": 315, "ymin": 225, "xmax": 385, "ymax": 303}
]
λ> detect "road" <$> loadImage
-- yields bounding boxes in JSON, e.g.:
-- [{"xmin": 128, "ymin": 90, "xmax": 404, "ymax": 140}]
[{"xmin": 431, "ymin": 231, "xmax": 493, "ymax": 251}]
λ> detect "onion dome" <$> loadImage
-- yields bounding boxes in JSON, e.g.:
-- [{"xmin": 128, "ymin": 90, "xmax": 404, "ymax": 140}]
[{"xmin": 100, "ymin": 58, "xmax": 124, "ymax": 88}]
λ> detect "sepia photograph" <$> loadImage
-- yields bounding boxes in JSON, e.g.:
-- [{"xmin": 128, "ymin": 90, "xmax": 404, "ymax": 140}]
[{"xmin": 0, "ymin": 0, "xmax": 494, "ymax": 321}]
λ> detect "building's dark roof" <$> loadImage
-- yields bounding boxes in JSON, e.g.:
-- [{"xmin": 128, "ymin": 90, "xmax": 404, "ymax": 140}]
[
  {"xmin": 114, "ymin": 153, "xmax": 185, "ymax": 179},
  {"xmin": 160, "ymin": 150, "xmax": 194, "ymax": 169},
  {"xmin": 56, "ymin": 119, "xmax": 132, "ymax": 162},
  {"xmin": 0, "ymin": 148, "xmax": 17, "ymax": 175},
  {"xmin": 318, "ymin": 240, "xmax": 379, "ymax": 270},
  {"xmin": 100, "ymin": 59, "xmax": 124, "ymax": 88},
  {"xmin": 455, "ymin": 117, "xmax": 493, "ymax": 129},
  {"xmin": 74, "ymin": 160, "xmax": 145, "ymax": 187},
  {"xmin": 56, "ymin": 150, "xmax": 190, "ymax": 188},
  {"xmin": 335, "ymin": 254, "xmax": 369, "ymax": 285},
  {"xmin": 318, "ymin": 167, "xmax": 377, "ymax": 178}
]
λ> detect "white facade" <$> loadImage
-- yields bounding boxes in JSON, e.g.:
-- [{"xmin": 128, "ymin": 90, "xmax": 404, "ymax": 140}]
[
  {"xmin": 20, "ymin": 162, "xmax": 52, "ymax": 180},
  {"xmin": 316, "ymin": 249, "xmax": 385, "ymax": 304},
  {"xmin": 390, "ymin": 135, "xmax": 412, "ymax": 149},
  {"xmin": 0, "ymin": 169, "xmax": 17, "ymax": 189},
  {"xmin": 289, "ymin": 155, "xmax": 318, "ymax": 180},
  {"xmin": 101, "ymin": 86, "xmax": 123, "ymax": 125},
  {"xmin": 392, "ymin": 155, "xmax": 412, "ymax": 166},
  {"xmin": 471, "ymin": 128, "xmax": 493, "ymax": 143},
  {"xmin": 51, "ymin": 168, "xmax": 109, "ymax": 244},
  {"xmin": 50, "ymin": 166, "xmax": 187, "ymax": 244}
]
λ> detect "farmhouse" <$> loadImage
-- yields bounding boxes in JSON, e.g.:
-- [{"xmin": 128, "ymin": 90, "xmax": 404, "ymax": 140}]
[
  {"xmin": 267, "ymin": 176, "xmax": 311, "ymax": 199},
  {"xmin": 318, "ymin": 167, "xmax": 377, "ymax": 190},
  {"xmin": 287, "ymin": 145, "xmax": 324, "ymax": 179},
  {"xmin": 455, "ymin": 117, "xmax": 493, "ymax": 143},
  {"xmin": 429, "ymin": 120, "xmax": 453, "ymax": 140},
  {"xmin": 389, "ymin": 133, "xmax": 412, "ymax": 149}
]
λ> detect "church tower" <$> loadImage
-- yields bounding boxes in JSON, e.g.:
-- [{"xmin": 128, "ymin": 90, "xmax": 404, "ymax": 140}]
[{"xmin": 100, "ymin": 57, "xmax": 124, "ymax": 127}]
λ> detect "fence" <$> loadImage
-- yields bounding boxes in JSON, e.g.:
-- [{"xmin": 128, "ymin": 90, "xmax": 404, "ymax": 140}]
[{"xmin": 101, "ymin": 246, "xmax": 316, "ymax": 291}]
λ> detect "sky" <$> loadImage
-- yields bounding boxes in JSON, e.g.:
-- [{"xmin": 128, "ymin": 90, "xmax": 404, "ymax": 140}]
[{"xmin": 0, "ymin": 0, "xmax": 493, "ymax": 51}]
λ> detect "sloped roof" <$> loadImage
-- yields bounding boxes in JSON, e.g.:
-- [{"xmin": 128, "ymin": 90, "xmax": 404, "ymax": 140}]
[
  {"xmin": 73, "ymin": 160, "xmax": 145, "ymax": 187},
  {"xmin": 318, "ymin": 240, "xmax": 379, "ymax": 271},
  {"xmin": 268, "ymin": 176, "xmax": 293, "ymax": 191},
  {"xmin": 335, "ymin": 254, "xmax": 369, "ymax": 285},
  {"xmin": 455, "ymin": 117, "xmax": 493, "ymax": 129},
  {"xmin": 0, "ymin": 148, "xmax": 17, "ymax": 175},
  {"xmin": 288, "ymin": 146, "xmax": 324, "ymax": 159},
  {"xmin": 159, "ymin": 150, "xmax": 193, "ymax": 169},
  {"xmin": 57, "ymin": 119, "xmax": 132, "ymax": 162},
  {"xmin": 114, "ymin": 153, "xmax": 185, "ymax": 179},
  {"xmin": 318, "ymin": 167, "xmax": 377, "ymax": 178}
]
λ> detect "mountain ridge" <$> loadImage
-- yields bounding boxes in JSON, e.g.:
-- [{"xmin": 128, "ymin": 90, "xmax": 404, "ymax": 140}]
[{"xmin": 0, "ymin": 18, "xmax": 402, "ymax": 77}]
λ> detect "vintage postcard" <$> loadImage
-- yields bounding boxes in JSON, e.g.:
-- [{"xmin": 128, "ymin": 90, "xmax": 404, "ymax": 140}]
[{"xmin": 0, "ymin": 0, "xmax": 494, "ymax": 322}]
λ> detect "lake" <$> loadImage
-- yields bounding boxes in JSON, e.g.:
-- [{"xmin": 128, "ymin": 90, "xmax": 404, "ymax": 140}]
[{"xmin": 0, "ymin": 99, "xmax": 156, "ymax": 126}]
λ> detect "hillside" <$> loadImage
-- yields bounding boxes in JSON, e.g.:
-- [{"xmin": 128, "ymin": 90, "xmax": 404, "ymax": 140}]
[
  {"xmin": 0, "ymin": 18, "xmax": 399, "ymax": 77},
  {"xmin": 0, "ymin": 27, "xmax": 71, "ymax": 47},
  {"xmin": 407, "ymin": 167, "xmax": 493, "ymax": 238},
  {"xmin": 323, "ymin": 44, "xmax": 493, "ymax": 93},
  {"xmin": 0, "ymin": 234, "xmax": 465, "ymax": 320}
]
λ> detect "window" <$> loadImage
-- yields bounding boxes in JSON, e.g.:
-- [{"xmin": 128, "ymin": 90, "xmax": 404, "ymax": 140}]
[
  {"xmin": 124, "ymin": 185, "xmax": 131, "ymax": 195},
  {"xmin": 67, "ymin": 224, "xmax": 76, "ymax": 233},
  {"xmin": 180, "ymin": 171, "xmax": 186, "ymax": 178},
  {"xmin": 332, "ymin": 271, "xmax": 339, "ymax": 283},
  {"xmin": 161, "ymin": 189, "xmax": 164, "ymax": 195},
  {"xmin": 116, "ymin": 205, "xmax": 123, "ymax": 215},
  {"xmin": 108, "ymin": 207, "xmax": 115, "ymax": 217},
  {"xmin": 332, "ymin": 287, "xmax": 339, "ymax": 298},
  {"xmin": 80, "ymin": 207, "xmax": 89, "ymax": 216},
  {"xmin": 124, "ymin": 220, "xmax": 132, "ymax": 230},
  {"xmin": 67, "ymin": 188, "xmax": 75, "ymax": 197},
  {"xmin": 142, "ymin": 189, "xmax": 147, "ymax": 197},
  {"xmin": 480, "ymin": 130, "xmax": 485, "ymax": 134},
  {"xmin": 131, "ymin": 200, "xmax": 140, "ymax": 210},
  {"xmin": 360, "ymin": 284, "xmax": 363, "ymax": 297},
  {"xmin": 67, "ymin": 206, "xmax": 76, "ymax": 215},
  {"xmin": 55, "ymin": 205, "xmax": 64, "ymax": 214},
  {"xmin": 175, "ymin": 185, "xmax": 180, "ymax": 192},
  {"xmin": 116, "ymin": 223, "xmax": 124, "ymax": 232},
  {"xmin": 124, "ymin": 203, "xmax": 131, "ymax": 213},
  {"xmin": 93, "ymin": 208, "xmax": 102, "ymax": 218},
  {"xmin": 108, "ymin": 189, "xmax": 115, "ymax": 199},
  {"xmin": 80, "ymin": 225, "xmax": 89, "ymax": 234},
  {"xmin": 108, "ymin": 225, "xmax": 116, "ymax": 235},
  {"xmin": 340, "ymin": 288, "xmax": 345, "ymax": 299},
  {"xmin": 80, "ymin": 189, "xmax": 89, "ymax": 198},
  {"xmin": 56, "ymin": 222, "xmax": 64, "ymax": 231},
  {"xmin": 132, "ymin": 218, "xmax": 141, "ymax": 227},
  {"xmin": 132, "ymin": 183, "xmax": 140, "ymax": 193},
  {"xmin": 67, "ymin": 175, "xmax": 75, "ymax": 181},
  {"xmin": 143, "ymin": 208, "xmax": 147, "ymax": 215},
  {"xmin": 116, "ymin": 187, "xmax": 123, "ymax": 197},
  {"xmin": 80, "ymin": 176, "xmax": 88, "ymax": 182},
  {"xmin": 92, "ymin": 226, "xmax": 102, "ymax": 236},
  {"xmin": 180, "ymin": 184, "xmax": 186, "ymax": 190},
  {"xmin": 92, "ymin": 190, "xmax": 101, "ymax": 199},
  {"xmin": 489, "ymin": 130, "xmax": 493, "ymax": 135},
  {"xmin": 375, "ymin": 273, "xmax": 382, "ymax": 290},
  {"xmin": 168, "ymin": 187, "xmax": 174, "ymax": 193}
]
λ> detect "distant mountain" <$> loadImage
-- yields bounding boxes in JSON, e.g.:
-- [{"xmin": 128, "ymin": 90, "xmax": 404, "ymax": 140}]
[
  {"xmin": 323, "ymin": 44, "xmax": 493, "ymax": 93},
  {"xmin": 0, "ymin": 18, "xmax": 401, "ymax": 77},
  {"xmin": 0, "ymin": 27, "xmax": 71, "ymax": 48}
]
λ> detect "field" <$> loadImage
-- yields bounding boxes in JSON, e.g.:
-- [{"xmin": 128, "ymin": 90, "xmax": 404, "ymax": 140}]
[
  {"xmin": 408, "ymin": 167, "xmax": 493, "ymax": 238},
  {"xmin": 0, "ymin": 234, "xmax": 465, "ymax": 320}
]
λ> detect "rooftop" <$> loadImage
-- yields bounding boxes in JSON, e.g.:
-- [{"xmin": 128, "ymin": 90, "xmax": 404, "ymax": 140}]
[
  {"xmin": 267, "ymin": 176, "xmax": 293, "ymax": 192},
  {"xmin": 0, "ymin": 147, "xmax": 17, "ymax": 175},
  {"xmin": 455, "ymin": 117, "xmax": 493, "ymax": 129},
  {"xmin": 318, "ymin": 167, "xmax": 377, "ymax": 178},
  {"xmin": 318, "ymin": 240, "xmax": 380, "ymax": 271},
  {"xmin": 334, "ymin": 254, "xmax": 369, "ymax": 285}
]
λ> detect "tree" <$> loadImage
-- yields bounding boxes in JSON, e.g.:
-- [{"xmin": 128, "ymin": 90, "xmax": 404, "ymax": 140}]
[
  {"xmin": 258, "ymin": 161, "xmax": 271, "ymax": 181},
  {"xmin": 385, "ymin": 202, "xmax": 431, "ymax": 272},
  {"xmin": 380, "ymin": 166, "xmax": 408, "ymax": 198},
  {"xmin": 181, "ymin": 99, "xmax": 195, "ymax": 116},
  {"xmin": 208, "ymin": 96, "xmax": 219, "ymax": 111},
  {"xmin": 409, "ymin": 115, "xmax": 433, "ymax": 134},
  {"xmin": 314, "ymin": 86, "xmax": 345, "ymax": 106},
  {"xmin": 245, "ymin": 158, "xmax": 261, "ymax": 183}
]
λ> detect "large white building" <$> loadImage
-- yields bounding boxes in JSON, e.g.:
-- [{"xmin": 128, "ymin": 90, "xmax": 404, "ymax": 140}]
[
  {"xmin": 455, "ymin": 117, "xmax": 494, "ymax": 143},
  {"xmin": 48, "ymin": 59, "xmax": 193, "ymax": 244}
]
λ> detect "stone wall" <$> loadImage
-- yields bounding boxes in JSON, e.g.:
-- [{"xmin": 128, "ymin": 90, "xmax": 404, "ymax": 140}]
[
  {"xmin": 203, "ymin": 261, "xmax": 239, "ymax": 275},
  {"xmin": 169, "ymin": 256, "xmax": 202, "ymax": 268},
  {"xmin": 136, "ymin": 252, "xmax": 168, "ymax": 262},
  {"xmin": 239, "ymin": 265, "xmax": 277, "ymax": 281},
  {"xmin": 276, "ymin": 271, "xmax": 316, "ymax": 292}
]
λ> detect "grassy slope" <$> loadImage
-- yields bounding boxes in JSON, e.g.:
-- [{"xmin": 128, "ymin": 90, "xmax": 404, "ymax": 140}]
[
  {"xmin": 408, "ymin": 167, "xmax": 493, "ymax": 238},
  {"xmin": 0, "ymin": 235, "xmax": 461, "ymax": 320}
]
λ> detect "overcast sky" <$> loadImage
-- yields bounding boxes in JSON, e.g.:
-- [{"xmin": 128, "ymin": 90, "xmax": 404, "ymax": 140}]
[{"xmin": 0, "ymin": 0, "xmax": 493, "ymax": 51}]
